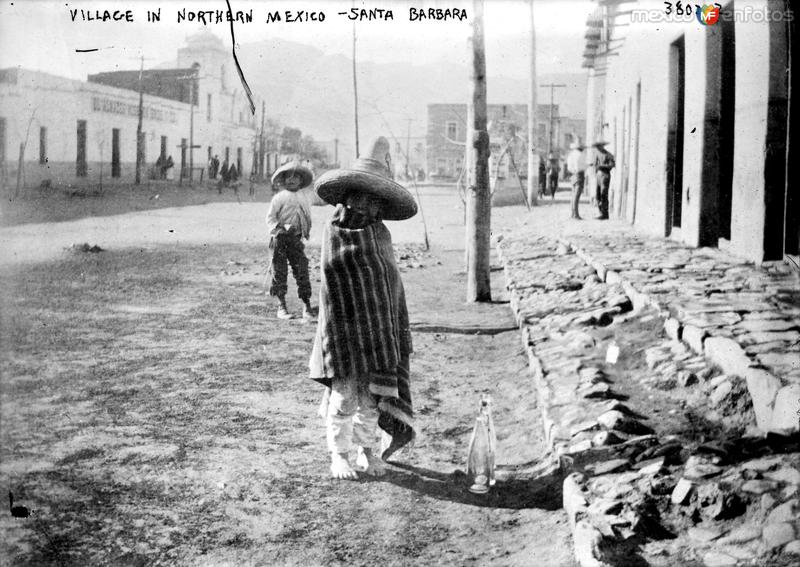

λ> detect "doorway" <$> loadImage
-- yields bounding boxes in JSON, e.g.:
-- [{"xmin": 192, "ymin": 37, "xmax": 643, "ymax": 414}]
[
  {"xmin": 76, "ymin": 120, "xmax": 87, "ymax": 177},
  {"xmin": 666, "ymin": 36, "xmax": 686, "ymax": 235},
  {"xmin": 111, "ymin": 128, "xmax": 121, "ymax": 178},
  {"xmin": 784, "ymin": 3, "xmax": 798, "ymax": 264},
  {"xmin": 718, "ymin": 6, "xmax": 736, "ymax": 241}
]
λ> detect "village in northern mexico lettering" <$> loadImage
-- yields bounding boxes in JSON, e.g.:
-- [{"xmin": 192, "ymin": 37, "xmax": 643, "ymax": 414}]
[{"xmin": 68, "ymin": 5, "xmax": 469, "ymax": 25}]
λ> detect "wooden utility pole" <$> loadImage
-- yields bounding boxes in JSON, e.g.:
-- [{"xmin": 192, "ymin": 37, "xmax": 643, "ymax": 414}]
[
  {"xmin": 466, "ymin": 0, "xmax": 492, "ymax": 303},
  {"xmin": 527, "ymin": 0, "xmax": 539, "ymax": 206},
  {"xmin": 259, "ymin": 99, "xmax": 266, "ymax": 178},
  {"xmin": 405, "ymin": 118, "xmax": 412, "ymax": 178},
  {"xmin": 352, "ymin": 19, "xmax": 360, "ymax": 158},
  {"xmin": 135, "ymin": 55, "xmax": 144, "ymax": 185}
]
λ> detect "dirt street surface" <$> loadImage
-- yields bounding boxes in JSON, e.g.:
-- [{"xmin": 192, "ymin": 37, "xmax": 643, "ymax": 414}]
[{"xmin": 0, "ymin": 186, "xmax": 577, "ymax": 566}]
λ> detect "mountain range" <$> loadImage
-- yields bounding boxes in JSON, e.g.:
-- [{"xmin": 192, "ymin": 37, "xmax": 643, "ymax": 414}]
[{"xmin": 231, "ymin": 38, "xmax": 587, "ymax": 161}]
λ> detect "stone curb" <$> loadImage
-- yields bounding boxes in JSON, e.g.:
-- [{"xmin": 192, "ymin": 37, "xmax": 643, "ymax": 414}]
[
  {"xmin": 563, "ymin": 473, "xmax": 613, "ymax": 567},
  {"xmin": 560, "ymin": 238, "xmax": 796, "ymax": 437},
  {"xmin": 499, "ymin": 243, "xmax": 630, "ymax": 567},
  {"xmin": 497, "ymin": 236, "xmax": 800, "ymax": 567}
]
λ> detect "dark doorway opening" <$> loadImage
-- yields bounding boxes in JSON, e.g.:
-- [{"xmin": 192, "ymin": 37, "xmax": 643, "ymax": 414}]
[
  {"xmin": 763, "ymin": 1, "xmax": 791, "ymax": 260},
  {"xmin": 784, "ymin": 3, "xmax": 798, "ymax": 264},
  {"xmin": 111, "ymin": 128, "xmax": 121, "ymax": 178},
  {"xmin": 76, "ymin": 120, "xmax": 87, "ymax": 177},
  {"xmin": 718, "ymin": 5, "xmax": 736, "ymax": 241},
  {"xmin": 666, "ymin": 36, "xmax": 686, "ymax": 234},
  {"xmin": 160, "ymin": 136, "xmax": 167, "ymax": 160}
]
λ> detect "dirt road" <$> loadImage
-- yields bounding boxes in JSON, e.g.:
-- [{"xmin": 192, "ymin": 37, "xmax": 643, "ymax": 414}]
[{"xmin": 0, "ymin": 187, "xmax": 576, "ymax": 566}]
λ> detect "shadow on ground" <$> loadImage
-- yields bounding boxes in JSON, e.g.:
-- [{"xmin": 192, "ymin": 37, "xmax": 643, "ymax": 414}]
[{"xmin": 381, "ymin": 460, "xmax": 565, "ymax": 511}]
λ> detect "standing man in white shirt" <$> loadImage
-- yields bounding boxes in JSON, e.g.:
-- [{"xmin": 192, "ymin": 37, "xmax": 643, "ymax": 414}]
[{"xmin": 566, "ymin": 141, "xmax": 587, "ymax": 219}]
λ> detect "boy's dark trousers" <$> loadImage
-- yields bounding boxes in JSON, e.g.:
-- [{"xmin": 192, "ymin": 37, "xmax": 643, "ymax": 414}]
[{"xmin": 269, "ymin": 233, "xmax": 312, "ymax": 300}]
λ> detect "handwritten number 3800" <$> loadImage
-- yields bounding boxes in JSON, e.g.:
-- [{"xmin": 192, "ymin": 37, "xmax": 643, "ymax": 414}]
[{"xmin": 664, "ymin": 2, "xmax": 723, "ymax": 16}]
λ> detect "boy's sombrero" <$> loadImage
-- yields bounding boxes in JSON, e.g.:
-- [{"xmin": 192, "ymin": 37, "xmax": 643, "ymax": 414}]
[
  {"xmin": 314, "ymin": 137, "xmax": 418, "ymax": 221},
  {"xmin": 592, "ymin": 140, "xmax": 610, "ymax": 147},
  {"xmin": 271, "ymin": 161, "xmax": 314, "ymax": 191}
]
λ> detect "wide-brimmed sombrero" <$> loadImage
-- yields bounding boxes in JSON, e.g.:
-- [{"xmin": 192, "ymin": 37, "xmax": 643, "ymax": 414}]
[
  {"xmin": 314, "ymin": 137, "xmax": 418, "ymax": 221},
  {"xmin": 271, "ymin": 161, "xmax": 314, "ymax": 191},
  {"xmin": 592, "ymin": 140, "xmax": 610, "ymax": 147}
]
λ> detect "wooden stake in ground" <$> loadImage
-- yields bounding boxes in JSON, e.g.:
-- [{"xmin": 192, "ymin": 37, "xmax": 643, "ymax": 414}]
[
  {"xmin": 466, "ymin": 0, "xmax": 492, "ymax": 303},
  {"xmin": 527, "ymin": 0, "xmax": 539, "ymax": 206}
]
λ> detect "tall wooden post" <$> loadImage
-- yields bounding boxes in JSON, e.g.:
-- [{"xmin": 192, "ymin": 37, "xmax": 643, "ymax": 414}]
[
  {"xmin": 135, "ymin": 55, "xmax": 144, "ymax": 185},
  {"xmin": 352, "ymin": 20, "xmax": 360, "ymax": 158},
  {"xmin": 527, "ymin": 0, "xmax": 539, "ymax": 206},
  {"xmin": 466, "ymin": 0, "xmax": 492, "ymax": 302}
]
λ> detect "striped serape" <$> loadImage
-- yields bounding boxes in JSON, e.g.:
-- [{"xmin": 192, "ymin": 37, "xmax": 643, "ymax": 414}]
[{"xmin": 310, "ymin": 206, "xmax": 414, "ymax": 447}]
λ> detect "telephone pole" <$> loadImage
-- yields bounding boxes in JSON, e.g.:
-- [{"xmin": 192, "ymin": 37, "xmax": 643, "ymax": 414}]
[
  {"xmin": 527, "ymin": 0, "xmax": 539, "ymax": 206},
  {"xmin": 135, "ymin": 55, "xmax": 145, "ymax": 185},
  {"xmin": 405, "ymin": 118, "xmax": 413, "ymax": 179},
  {"xmin": 466, "ymin": 0, "xmax": 492, "ymax": 303},
  {"xmin": 541, "ymin": 83, "xmax": 566, "ymax": 156}
]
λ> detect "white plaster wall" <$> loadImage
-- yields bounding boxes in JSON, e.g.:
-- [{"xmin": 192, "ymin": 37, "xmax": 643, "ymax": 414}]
[{"xmin": 729, "ymin": 5, "xmax": 771, "ymax": 262}]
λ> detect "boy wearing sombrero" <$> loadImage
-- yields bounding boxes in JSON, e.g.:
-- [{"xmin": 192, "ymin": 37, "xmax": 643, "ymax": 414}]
[
  {"xmin": 265, "ymin": 161, "xmax": 316, "ymax": 320},
  {"xmin": 310, "ymin": 137, "xmax": 417, "ymax": 480}
]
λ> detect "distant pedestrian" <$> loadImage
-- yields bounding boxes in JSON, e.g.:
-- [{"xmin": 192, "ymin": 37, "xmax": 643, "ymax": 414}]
[
  {"xmin": 265, "ymin": 161, "xmax": 316, "ymax": 321},
  {"xmin": 311, "ymin": 137, "xmax": 417, "ymax": 480},
  {"xmin": 165, "ymin": 155, "xmax": 175, "ymax": 181},
  {"xmin": 547, "ymin": 152, "xmax": 559, "ymax": 198},
  {"xmin": 593, "ymin": 141, "xmax": 615, "ymax": 220},
  {"xmin": 566, "ymin": 141, "xmax": 586, "ymax": 220},
  {"xmin": 218, "ymin": 160, "xmax": 230, "ymax": 193},
  {"xmin": 156, "ymin": 155, "xmax": 167, "ymax": 180},
  {"xmin": 228, "ymin": 163, "xmax": 239, "ymax": 194},
  {"xmin": 209, "ymin": 154, "xmax": 220, "ymax": 180},
  {"xmin": 538, "ymin": 155, "xmax": 547, "ymax": 198}
]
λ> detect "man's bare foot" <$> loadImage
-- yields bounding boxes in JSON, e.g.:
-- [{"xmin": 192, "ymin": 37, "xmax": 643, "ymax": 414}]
[
  {"xmin": 356, "ymin": 447, "xmax": 386, "ymax": 477},
  {"xmin": 330, "ymin": 452, "xmax": 358, "ymax": 480}
]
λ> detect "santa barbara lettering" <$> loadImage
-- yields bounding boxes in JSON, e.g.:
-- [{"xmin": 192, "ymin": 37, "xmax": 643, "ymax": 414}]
[
  {"xmin": 409, "ymin": 7, "xmax": 467, "ymax": 21},
  {"xmin": 70, "ymin": 8, "xmax": 134, "ymax": 22},
  {"xmin": 343, "ymin": 8, "xmax": 394, "ymax": 21}
]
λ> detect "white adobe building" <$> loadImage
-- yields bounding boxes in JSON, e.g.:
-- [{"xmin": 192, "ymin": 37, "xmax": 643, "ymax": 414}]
[{"xmin": 0, "ymin": 31, "xmax": 258, "ymax": 188}]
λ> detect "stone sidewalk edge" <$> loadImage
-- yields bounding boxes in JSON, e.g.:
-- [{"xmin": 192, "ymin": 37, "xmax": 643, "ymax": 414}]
[
  {"xmin": 563, "ymin": 239, "xmax": 795, "ymax": 437},
  {"xmin": 498, "ymin": 242, "xmax": 615, "ymax": 567},
  {"xmin": 498, "ymin": 234, "xmax": 794, "ymax": 567}
]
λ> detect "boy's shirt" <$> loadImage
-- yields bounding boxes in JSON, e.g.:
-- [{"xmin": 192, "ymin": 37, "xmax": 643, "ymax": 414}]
[{"xmin": 266, "ymin": 188, "xmax": 313, "ymax": 239}]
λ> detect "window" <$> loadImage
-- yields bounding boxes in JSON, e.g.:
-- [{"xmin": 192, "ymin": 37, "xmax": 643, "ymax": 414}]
[
  {"xmin": 207, "ymin": 93, "xmax": 212, "ymax": 122},
  {"xmin": 39, "ymin": 127, "xmax": 47, "ymax": 164},
  {"xmin": 446, "ymin": 121, "xmax": 457, "ymax": 140},
  {"xmin": 76, "ymin": 120, "xmax": 87, "ymax": 177},
  {"xmin": 111, "ymin": 128, "xmax": 121, "ymax": 178}
]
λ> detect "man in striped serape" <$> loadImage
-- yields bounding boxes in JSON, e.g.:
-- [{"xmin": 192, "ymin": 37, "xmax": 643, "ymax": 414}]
[{"xmin": 309, "ymin": 137, "xmax": 418, "ymax": 480}]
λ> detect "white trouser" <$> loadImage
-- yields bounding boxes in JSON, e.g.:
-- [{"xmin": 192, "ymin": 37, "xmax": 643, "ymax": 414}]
[{"xmin": 326, "ymin": 378, "xmax": 379, "ymax": 454}]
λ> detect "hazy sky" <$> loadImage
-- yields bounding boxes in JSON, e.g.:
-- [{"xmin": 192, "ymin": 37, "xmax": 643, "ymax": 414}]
[{"xmin": 0, "ymin": 0, "xmax": 594, "ymax": 80}]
